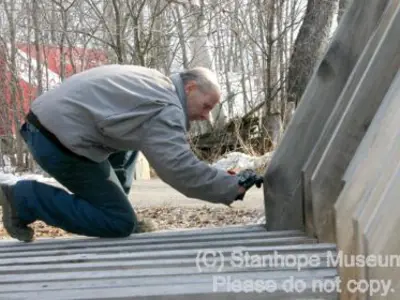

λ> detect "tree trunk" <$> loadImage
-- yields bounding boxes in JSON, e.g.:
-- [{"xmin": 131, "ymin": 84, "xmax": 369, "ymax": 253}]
[
  {"xmin": 173, "ymin": 6, "xmax": 189, "ymax": 69},
  {"xmin": 187, "ymin": 0, "xmax": 226, "ymax": 134},
  {"xmin": 4, "ymin": 0, "xmax": 24, "ymax": 169},
  {"xmin": 287, "ymin": 0, "xmax": 337, "ymax": 106},
  {"xmin": 32, "ymin": 0, "xmax": 43, "ymax": 96},
  {"xmin": 262, "ymin": 0, "xmax": 282, "ymax": 151},
  {"xmin": 112, "ymin": 0, "xmax": 124, "ymax": 64}
]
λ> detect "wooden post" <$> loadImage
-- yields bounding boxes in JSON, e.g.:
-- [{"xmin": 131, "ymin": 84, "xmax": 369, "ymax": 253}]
[{"xmin": 263, "ymin": 0, "xmax": 390, "ymax": 231}]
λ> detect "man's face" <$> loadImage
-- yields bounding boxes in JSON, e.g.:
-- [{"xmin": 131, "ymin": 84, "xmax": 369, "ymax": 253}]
[{"xmin": 184, "ymin": 80, "xmax": 220, "ymax": 121}]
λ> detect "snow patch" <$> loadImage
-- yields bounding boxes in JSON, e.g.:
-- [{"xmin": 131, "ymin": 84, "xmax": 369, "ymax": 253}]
[
  {"xmin": 212, "ymin": 151, "xmax": 273, "ymax": 171},
  {"xmin": 0, "ymin": 172, "xmax": 58, "ymax": 185}
]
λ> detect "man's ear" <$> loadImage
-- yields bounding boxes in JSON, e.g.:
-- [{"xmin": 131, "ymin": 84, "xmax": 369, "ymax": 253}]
[{"xmin": 184, "ymin": 80, "xmax": 197, "ymax": 94}]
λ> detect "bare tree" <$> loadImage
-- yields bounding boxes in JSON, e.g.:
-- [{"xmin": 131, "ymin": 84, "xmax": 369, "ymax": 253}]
[
  {"xmin": 0, "ymin": 0, "xmax": 341, "ymax": 169},
  {"xmin": 0, "ymin": 0, "xmax": 27, "ymax": 168}
]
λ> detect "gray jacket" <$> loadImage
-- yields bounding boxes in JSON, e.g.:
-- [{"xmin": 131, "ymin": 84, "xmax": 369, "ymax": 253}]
[{"xmin": 30, "ymin": 64, "xmax": 240, "ymax": 203}]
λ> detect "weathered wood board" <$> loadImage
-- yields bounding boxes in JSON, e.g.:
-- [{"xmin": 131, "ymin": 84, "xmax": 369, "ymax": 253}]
[
  {"xmin": 353, "ymin": 140, "xmax": 400, "ymax": 271},
  {"xmin": 334, "ymin": 71, "xmax": 400, "ymax": 300},
  {"xmin": 363, "ymin": 165, "xmax": 400, "ymax": 300},
  {"xmin": 263, "ymin": 0, "xmax": 390, "ymax": 232},
  {"xmin": 302, "ymin": 0, "xmax": 400, "ymax": 239},
  {"xmin": 0, "ymin": 225, "xmax": 338, "ymax": 299},
  {"xmin": 309, "ymin": 4, "xmax": 400, "ymax": 243},
  {"xmin": 354, "ymin": 162, "xmax": 400, "ymax": 300}
]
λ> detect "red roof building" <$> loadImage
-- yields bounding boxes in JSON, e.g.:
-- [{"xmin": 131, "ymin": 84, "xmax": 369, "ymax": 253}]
[{"xmin": 0, "ymin": 44, "xmax": 107, "ymax": 136}]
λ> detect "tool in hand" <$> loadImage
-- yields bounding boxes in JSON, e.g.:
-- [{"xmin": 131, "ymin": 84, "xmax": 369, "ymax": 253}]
[{"xmin": 226, "ymin": 168, "xmax": 264, "ymax": 206}]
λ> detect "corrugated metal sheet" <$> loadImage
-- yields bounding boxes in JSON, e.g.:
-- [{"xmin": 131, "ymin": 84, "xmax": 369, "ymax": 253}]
[{"xmin": 0, "ymin": 224, "xmax": 337, "ymax": 299}]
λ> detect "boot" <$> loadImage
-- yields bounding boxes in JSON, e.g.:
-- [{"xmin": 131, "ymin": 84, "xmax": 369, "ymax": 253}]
[{"xmin": 0, "ymin": 184, "xmax": 34, "ymax": 242}]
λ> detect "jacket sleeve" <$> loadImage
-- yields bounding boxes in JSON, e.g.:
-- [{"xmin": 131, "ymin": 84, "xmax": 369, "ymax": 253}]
[{"xmin": 138, "ymin": 104, "xmax": 240, "ymax": 204}]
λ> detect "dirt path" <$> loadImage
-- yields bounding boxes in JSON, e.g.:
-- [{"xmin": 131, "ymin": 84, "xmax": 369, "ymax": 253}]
[
  {"xmin": 129, "ymin": 178, "xmax": 265, "ymax": 209},
  {"xmin": 16, "ymin": 175, "xmax": 265, "ymax": 209}
]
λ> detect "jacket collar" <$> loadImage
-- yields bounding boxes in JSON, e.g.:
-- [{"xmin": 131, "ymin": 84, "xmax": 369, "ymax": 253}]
[{"xmin": 170, "ymin": 73, "xmax": 190, "ymax": 131}]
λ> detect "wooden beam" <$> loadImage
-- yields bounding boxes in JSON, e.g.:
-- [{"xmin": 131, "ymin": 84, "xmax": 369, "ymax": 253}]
[
  {"xmin": 302, "ymin": 0, "xmax": 400, "ymax": 239},
  {"xmin": 334, "ymin": 70, "xmax": 400, "ymax": 300},
  {"xmin": 362, "ymin": 167, "xmax": 400, "ymax": 300},
  {"xmin": 354, "ymin": 154, "xmax": 400, "ymax": 300},
  {"xmin": 263, "ymin": 0, "xmax": 390, "ymax": 231},
  {"xmin": 309, "ymin": 4, "xmax": 400, "ymax": 243}
]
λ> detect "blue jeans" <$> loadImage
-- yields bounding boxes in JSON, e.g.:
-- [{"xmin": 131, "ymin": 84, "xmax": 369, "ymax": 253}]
[{"xmin": 13, "ymin": 122, "xmax": 139, "ymax": 237}]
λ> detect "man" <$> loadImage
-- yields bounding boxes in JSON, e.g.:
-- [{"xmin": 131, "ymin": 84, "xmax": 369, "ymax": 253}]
[{"xmin": 0, "ymin": 65, "xmax": 263, "ymax": 242}]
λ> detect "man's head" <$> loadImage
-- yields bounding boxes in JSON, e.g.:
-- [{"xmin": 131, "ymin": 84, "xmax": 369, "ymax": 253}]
[{"xmin": 179, "ymin": 67, "xmax": 221, "ymax": 121}]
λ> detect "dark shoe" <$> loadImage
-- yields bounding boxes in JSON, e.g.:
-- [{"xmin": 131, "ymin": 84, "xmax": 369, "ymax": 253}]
[
  {"xmin": 136, "ymin": 218, "xmax": 156, "ymax": 233},
  {"xmin": 0, "ymin": 184, "xmax": 34, "ymax": 242}
]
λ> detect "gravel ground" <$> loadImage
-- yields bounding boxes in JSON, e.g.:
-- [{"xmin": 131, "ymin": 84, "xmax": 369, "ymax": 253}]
[{"xmin": 0, "ymin": 206, "xmax": 265, "ymax": 240}]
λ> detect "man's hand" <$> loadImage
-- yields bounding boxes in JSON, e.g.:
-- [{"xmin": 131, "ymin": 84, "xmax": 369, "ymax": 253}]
[
  {"xmin": 237, "ymin": 169, "xmax": 263, "ymax": 189},
  {"xmin": 235, "ymin": 169, "xmax": 263, "ymax": 200},
  {"xmin": 226, "ymin": 168, "xmax": 263, "ymax": 202}
]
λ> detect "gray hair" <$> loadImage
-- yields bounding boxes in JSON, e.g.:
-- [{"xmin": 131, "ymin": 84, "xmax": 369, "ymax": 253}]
[{"xmin": 179, "ymin": 67, "xmax": 221, "ymax": 94}]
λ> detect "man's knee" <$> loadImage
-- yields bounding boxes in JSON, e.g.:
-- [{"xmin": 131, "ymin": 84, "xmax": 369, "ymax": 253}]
[
  {"xmin": 108, "ymin": 212, "xmax": 137, "ymax": 238},
  {"xmin": 113, "ymin": 221, "xmax": 136, "ymax": 237}
]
